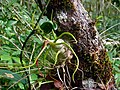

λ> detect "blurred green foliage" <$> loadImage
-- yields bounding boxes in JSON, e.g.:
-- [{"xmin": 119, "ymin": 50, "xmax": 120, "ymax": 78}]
[{"xmin": 0, "ymin": 0, "xmax": 120, "ymax": 89}]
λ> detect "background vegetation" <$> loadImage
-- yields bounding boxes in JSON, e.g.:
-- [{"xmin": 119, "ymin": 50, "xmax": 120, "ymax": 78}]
[{"xmin": 0, "ymin": 0, "xmax": 120, "ymax": 89}]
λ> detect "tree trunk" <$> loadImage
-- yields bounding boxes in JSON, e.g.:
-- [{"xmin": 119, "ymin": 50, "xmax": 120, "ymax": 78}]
[{"xmin": 41, "ymin": 0, "xmax": 116, "ymax": 89}]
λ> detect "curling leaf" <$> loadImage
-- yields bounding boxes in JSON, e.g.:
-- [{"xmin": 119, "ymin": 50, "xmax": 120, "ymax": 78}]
[{"xmin": 40, "ymin": 21, "xmax": 57, "ymax": 34}]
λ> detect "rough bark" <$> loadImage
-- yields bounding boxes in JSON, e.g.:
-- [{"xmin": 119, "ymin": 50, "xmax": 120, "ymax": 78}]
[{"xmin": 41, "ymin": 0, "xmax": 116, "ymax": 89}]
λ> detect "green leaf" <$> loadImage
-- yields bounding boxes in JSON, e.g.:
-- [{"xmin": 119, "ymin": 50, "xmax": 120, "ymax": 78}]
[
  {"xmin": 0, "ymin": 20, "xmax": 4, "ymax": 26},
  {"xmin": 1, "ymin": 54, "xmax": 12, "ymax": 61},
  {"xmin": 96, "ymin": 15, "xmax": 103, "ymax": 20},
  {"xmin": 12, "ymin": 57, "xmax": 25, "ymax": 65},
  {"xmin": 31, "ymin": 74, "xmax": 38, "ymax": 81},
  {"xmin": 6, "ymin": 0, "xmax": 17, "ymax": 7},
  {"xmin": 12, "ymin": 50, "xmax": 20, "ymax": 56},
  {"xmin": 40, "ymin": 21, "xmax": 57, "ymax": 34},
  {"xmin": 112, "ymin": 48, "xmax": 117, "ymax": 57},
  {"xmin": 0, "ymin": 50, "xmax": 6, "ymax": 55},
  {"xmin": 115, "ymin": 73, "xmax": 120, "ymax": 84},
  {"xmin": 0, "ymin": 69, "xmax": 26, "ymax": 84},
  {"xmin": 108, "ymin": 52, "xmax": 113, "ymax": 61},
  {"xmin": 22, "ymin": 15, "xmax": 31, "ymax": 22},
  {"xmin": 12, "ymin": 57, "xmax": 20, "ymax": 63},
  {"xmin": 32, "ymin": 3, "xmax": 37, "ymax": 8},
  {"xmin": 114, "ymin": 60, "xmax": 120, "ymax": 65},
  {"xmin": 39, "ymin": 16, "xmax": 49, "ymax": 25},
  {"xmin": 33, "ymin": 37, "xmax": 42, "ymax": 44},
  {"xmin": 8, "ymin": 60, "xmax": 14, "ymax": 68},
  {"xmin": 6, "ymin": 20, "xmax": 17, "ymax": 27},
  {"xmin": 114, "ymin": 65, "xmax": 120, "ymax": 72},
  {"xmin": 5, "ymin": 27, "xmax": 12, "ymax": 31},
  {"xmin": 18, "ymin": 83, "xmax": 25, "ymax": 89}
]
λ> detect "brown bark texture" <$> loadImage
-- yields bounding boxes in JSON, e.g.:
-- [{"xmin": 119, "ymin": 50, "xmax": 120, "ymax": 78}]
[{"xmin": 41, "ymin": 0, "xmax": 117, "ymax": 90}]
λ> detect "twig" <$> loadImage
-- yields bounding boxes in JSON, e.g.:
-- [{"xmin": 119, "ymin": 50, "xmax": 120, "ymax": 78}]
[
  {"xmin": 19, "ymin": 40, "xmax": 49, "ymax": 69},
  {"xmin": 71, "ymin": 87, "xmax": 80, "ymax": 90},
  {"xmin": 7, "ymin": 74, "xmax": 31, "ymax": 90},
  {"xmin": 66, "ymin": 65, "xmax": 71, "ymax": 87},
  {"xmin": 78, "ymin": 68, "xmax": 84, "ymax": 81},
  {"xmin": 62, "ymin": 65, "xmax": 69, "ymax": 89},
  {"xmin": 13, "ymin": 26, "xmax": 23, "ymax": 46},
  {"xmin": 57, "ymin": 67, "xmax": 64, "ymax": 83},
  {"xmin": 97, "ymin": 74, "xmax": 107, "ymax": 90},
  {"xmin": 110, "ymin": 3, "xmax": 120, "ymax": 13},
  {"xmin": 100, "ymin": 22, "xmax": 120, "ymax": 35},
  {"xmin": 29, "ymin": 43, "xmax": 36, "ymax": 88},
  {"xmin": 0, "ymin": 35, "xmax": 21, "ymax": 51},
  {"xmin": 13, "ymin": 8, "xmax": 33, "ymax": 30},
  {"xmin": 0, "ymin": 35, "xmax": 29, "ymax": 60}
]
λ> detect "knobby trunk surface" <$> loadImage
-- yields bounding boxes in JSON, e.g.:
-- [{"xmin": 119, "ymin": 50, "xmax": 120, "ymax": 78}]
[{"xmin": 40, "ymin": 0, "xmax": 116, "ymax": 89}]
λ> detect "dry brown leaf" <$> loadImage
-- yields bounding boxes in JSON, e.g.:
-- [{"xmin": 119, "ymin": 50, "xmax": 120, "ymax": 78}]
[
  {"xmin": 54, "ymin": 80, "xmax": 63, "ymax": 89},
  {"xmin": 5, "ymin": 73, "xmax": 14, "ymax": 78}
]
